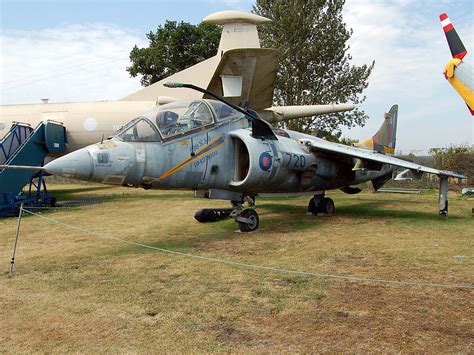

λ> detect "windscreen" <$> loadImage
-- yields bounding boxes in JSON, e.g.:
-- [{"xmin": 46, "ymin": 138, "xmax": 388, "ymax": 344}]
[
  {"xmin": 117, "ymin": 118, "xmax": 161, "ymax": 142},
  {"xmin": 115, "ymin": 100, "xmax": 240, "ymax": 143}
]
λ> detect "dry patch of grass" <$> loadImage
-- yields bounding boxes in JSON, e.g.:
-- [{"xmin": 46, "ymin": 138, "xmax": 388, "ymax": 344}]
[{"xmin": 0, "ymin": 185, "xmax": 472, "ymax": 352}]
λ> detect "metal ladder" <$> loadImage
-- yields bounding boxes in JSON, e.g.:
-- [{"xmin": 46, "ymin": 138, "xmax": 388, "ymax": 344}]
[
  {"xmin": 0, "ymin": 123, "xmax": 33, "ymax": 165},
  {"xmin": 0, "ymin": 121, "xmax": 66, "ymax": 216}
]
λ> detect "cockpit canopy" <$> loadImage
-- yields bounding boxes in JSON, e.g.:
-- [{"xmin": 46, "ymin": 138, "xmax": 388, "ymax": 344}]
[{"xmin": 116, "ymin": 99, "xmax": 245, "ymax": 142}]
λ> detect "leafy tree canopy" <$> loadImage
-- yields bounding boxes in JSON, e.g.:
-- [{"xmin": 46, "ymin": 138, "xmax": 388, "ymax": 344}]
[
  {"xmin": 429, "ymin": 144, "xmax": 473, "ymax": 183},
  {"xmin": 253, "ymin": 0, "xmax": 374, "ymax": 136},
  {"xmin": 127, "ymin": 21, "xmax": 221, "ymax": 86}
]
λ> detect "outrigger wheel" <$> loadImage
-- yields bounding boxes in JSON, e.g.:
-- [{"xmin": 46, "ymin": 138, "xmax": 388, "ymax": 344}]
[{"xmin": 237, "ymin": 209, "xmax": 259, "ymax": 232}]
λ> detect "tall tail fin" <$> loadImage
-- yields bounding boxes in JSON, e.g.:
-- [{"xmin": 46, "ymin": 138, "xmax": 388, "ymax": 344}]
[
  {"xmin": 440, "ymin": 13, "xmax": 467, "ymax": 60},
  {"xmin": 355, "ymin": 105, "xmax": 398, "ymax": 154}
]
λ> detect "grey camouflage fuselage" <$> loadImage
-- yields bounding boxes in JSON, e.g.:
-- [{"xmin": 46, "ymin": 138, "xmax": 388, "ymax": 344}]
[{"xmin": 46, "ymin": 106, "xmax": 392, "ymax": 197}]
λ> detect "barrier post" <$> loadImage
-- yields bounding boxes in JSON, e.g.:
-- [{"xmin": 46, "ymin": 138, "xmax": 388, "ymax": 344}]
[{"xmin": 8, "ymin": 203, "xmax": 24, "ymax": 277}]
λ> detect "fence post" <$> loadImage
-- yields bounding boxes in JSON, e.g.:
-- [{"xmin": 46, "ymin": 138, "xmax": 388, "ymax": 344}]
[{"xmin": 8, "ymin": 203, "xmax": 24, "ymax": 277}]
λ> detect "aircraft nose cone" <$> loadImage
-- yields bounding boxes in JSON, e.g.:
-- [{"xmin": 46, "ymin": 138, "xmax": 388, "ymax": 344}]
[{"xmin": 45, "ymin": 148, "xmax": 93, "ymax": 180}]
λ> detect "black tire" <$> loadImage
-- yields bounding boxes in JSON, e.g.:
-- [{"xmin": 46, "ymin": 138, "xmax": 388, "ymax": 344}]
[
  {"xmin": 319, "ymin": 197, "xmax": 335, "ymax": 215},
  {"xmin": 50, "ymin": 197, "xmax": 57, "ymax": 208},
  {"xmin": 238, "ymin": 209, "xmax": 259, "ymax": 232},
  {"xmin": 308, "ymin": 197, "xmax": 318, "ymax": 215}
]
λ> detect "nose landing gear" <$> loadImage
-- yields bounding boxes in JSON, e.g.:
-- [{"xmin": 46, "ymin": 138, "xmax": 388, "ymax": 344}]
[
  {"xmin": 230, "ymin": 196, "xmax": 259, "ymax": 232},
  {"xmin": 235, "ymin": 208, "xmax": 259, "ymax": 232},
  {"xmin": 194, "ymin": 195, "xmax": 260, "ymax": 232}
]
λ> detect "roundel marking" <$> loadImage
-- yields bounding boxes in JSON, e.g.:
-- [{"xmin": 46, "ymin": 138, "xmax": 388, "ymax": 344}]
[
  {"xmin": 259, "ymin": 152, "xmax": 273, "ymax": 171},
  {"xmin": 83, "ymin": 117, "xmax": 98, "ymax": 131}
]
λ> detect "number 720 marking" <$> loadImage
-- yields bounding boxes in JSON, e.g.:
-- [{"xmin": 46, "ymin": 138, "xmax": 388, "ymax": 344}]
[{"xmin": 284, "ymin": 152, "xmax": 306, "ymax": 168}]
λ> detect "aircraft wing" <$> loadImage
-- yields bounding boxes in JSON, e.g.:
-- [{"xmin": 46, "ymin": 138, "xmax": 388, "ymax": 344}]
[{"xmin": 299, "ymin": 137, "xmax": 466, "ymax": 179}]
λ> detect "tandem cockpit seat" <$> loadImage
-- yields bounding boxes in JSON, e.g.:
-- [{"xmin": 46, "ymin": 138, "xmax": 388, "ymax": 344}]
[{"xmin": 156, "ymin": 110, "xmax": 181, "ymax": 136}]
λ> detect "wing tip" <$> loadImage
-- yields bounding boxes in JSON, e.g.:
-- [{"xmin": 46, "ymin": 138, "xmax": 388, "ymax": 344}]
[
  {"xmin": 439, "ymin": 13, "xmax": 468, "ymax": 60},
  {"xmin": 455, "ymin": 50, "xmax": 468, "ymax": 60}
]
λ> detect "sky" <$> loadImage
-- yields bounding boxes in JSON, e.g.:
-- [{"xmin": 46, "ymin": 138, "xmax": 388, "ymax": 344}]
[{"xmin": 0, "ymin": 0, "xmax": 473, "ymax": 154}]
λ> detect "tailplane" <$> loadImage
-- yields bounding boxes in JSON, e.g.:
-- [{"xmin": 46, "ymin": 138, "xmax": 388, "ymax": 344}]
[{"xmin": 355, "ymin": 105, "xmax": 398, "ymax": 154}]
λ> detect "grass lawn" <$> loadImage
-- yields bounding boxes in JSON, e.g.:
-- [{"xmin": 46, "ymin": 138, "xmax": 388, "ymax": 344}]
[{"xmin": 0, "ymin": 185, "xmax": 472, "ymax": 352}]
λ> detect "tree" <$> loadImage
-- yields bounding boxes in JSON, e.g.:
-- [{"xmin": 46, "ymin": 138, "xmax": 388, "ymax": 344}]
[
  {"xmin": 429, "ymin": 144, "xmax": 474, "ymax": 183},
  {"xmin": 127, "ymin": 21, "xmax": 221, "ymax": 86},
  {"xmin": 253, "ymin": 0, "xmax": 374, "ymax": 136}
]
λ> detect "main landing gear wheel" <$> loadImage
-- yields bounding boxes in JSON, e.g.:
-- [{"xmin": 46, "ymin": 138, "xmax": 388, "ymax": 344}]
[
  {"xmin": 308, "ymin": 196, "xmax": 335, "ymax": 215},
  {"xmin": 320, "ymin": 197, "xmax": 335, "ymax": 215},
  {"xmin": 238, "ymin": 209, "xmax": 259, "ymax": 233}
]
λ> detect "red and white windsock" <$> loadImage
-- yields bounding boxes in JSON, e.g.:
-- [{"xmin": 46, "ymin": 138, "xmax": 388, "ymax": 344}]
[{"xmin": 440, "ymin": 13, "xmax": 467, "ymax": 60}]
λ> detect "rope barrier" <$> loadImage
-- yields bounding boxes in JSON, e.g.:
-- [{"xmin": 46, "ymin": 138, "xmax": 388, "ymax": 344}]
[{"xmin": 20, "ymin": 208, "xmax": 474, "ymax": 290}]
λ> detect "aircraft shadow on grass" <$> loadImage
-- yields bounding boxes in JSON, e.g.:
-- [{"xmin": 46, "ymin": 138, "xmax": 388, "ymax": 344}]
[{"xmin": 105, "ymin": 198, "xmax": 462, "ymax": 259}]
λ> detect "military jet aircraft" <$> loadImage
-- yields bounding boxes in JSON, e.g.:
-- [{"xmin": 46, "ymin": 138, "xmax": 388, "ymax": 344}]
[
  {"xmin": 38, "ymin": 82, "xmax": 465, "ymax": 232},
  {"xmin": 439, "ymin": 13, "xmax": 473, "ymax": 115}
]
